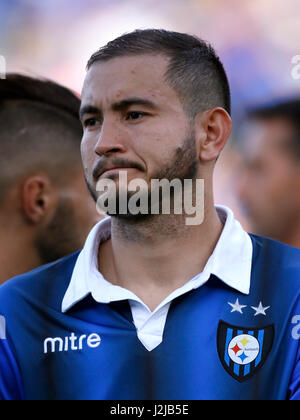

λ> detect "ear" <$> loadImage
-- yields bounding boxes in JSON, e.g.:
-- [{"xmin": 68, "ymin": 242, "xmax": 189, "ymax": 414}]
[
  {"xmin": 195, "ymin": 107, "xmax": 232, "ymax": 162},
  {"xmin": 21, "ymin": 175, "xmax": 57, "ymax": 224}
]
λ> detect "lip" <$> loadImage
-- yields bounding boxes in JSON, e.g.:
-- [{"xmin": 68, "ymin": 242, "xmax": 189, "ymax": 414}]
[{"xmin": 99, "ymin": 167, "xmax": 137, "ymax": 177}]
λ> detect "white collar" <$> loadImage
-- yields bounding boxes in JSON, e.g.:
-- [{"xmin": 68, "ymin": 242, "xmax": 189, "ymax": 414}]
[{"xmin": 62, "ymin": 205, "xmax": 252, "ymax": 313}]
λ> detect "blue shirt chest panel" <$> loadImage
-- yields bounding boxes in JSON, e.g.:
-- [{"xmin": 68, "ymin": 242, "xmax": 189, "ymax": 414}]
[
  {"xmin": 12, "ymin": 282, "xmax": 295, "ymax": 400},
  {"xmin": 3, "ymin": 236, "xmax": 300, "ymax": 400}
]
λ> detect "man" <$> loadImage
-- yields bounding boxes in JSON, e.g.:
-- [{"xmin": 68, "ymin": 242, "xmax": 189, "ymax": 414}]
[
  {"xmin": 0, "ymin": 30, "xmax": 300, "ymax": 400},
  {"xmin": 0, "ymin": 74, "xmax": 100, "ymax": 284},
  {"xmin": 236, "ymin": 99, "xmax": 300, "ymax": 247}
]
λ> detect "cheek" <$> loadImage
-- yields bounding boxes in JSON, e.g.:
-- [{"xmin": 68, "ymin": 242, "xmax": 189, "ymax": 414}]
[
  {"xmin": 129, "ymin": 129, "xmax": 163, "ymax": 172},
  {"xmin": 243, "ymin": 169, "xmax": 281, "ymax": 210},
  {"xmin": 142, "ymin": 144, "xmax": 170, "ymax": 176},
  {"xmin": 255, "ymin": 157, "xmax": 288, "ymax": 195},
  {"xmin": 138, "ymin": 125, "xmax": 185, "ymax": 168},
  {"xmin": 262, "ymin": 171, "xmax": 296, "ymax": 208},
  {"xmin": 81, "ymin": 136, "xmax": 96, "ymax": 173},
  {"xmin": 76, "ymin": 196, "xmax": 101, "ymax": 228},
  {"xmin": 259, "ymin": 173, "xmax": 283, "ymax": 200},
  {"xmin": 71, "ymin": 182, "xmax": 102, "ymax": 227}
]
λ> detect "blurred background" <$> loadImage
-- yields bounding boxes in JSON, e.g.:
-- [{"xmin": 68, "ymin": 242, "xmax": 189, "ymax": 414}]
[{"xmin": 1, "ymin": 0, "xmax": 300, "ymax": 230}]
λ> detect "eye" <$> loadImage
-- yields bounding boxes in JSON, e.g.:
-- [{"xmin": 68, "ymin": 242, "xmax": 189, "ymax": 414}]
[
  {"xmin": 125, "ymin": 111, "xmax": 145, "ymax": 121},
  {"xmin": 83, "ymin": 118, "xmax": 101, "ymax": 128}
]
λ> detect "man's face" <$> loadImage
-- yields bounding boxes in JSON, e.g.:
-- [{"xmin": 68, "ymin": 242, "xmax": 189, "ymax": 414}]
[
  {"xmin": 36, "ymin": 168, "xmax": 101, "ymax": 263},
  {"xmin": 80, "ymin": 54, "xmax": 198, "ymax": 213},
  {"xmin": 237, "ymin": 118, "xmax": 300, "ymax": 241}
]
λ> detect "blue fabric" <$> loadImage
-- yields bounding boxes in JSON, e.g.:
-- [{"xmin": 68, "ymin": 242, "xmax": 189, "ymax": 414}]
[
  {"xmin": 0, "ymin": 339, "xmax": 24, "ymax": 400},
  {"xmin": 0, "ymin": 235, "xmax": 300, "ymax": 400}
]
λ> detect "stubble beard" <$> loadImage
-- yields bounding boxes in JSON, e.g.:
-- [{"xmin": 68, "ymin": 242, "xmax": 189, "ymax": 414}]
[{"xmin": 85, "ymin": 128, "xmax": 199, "ymax": 232}]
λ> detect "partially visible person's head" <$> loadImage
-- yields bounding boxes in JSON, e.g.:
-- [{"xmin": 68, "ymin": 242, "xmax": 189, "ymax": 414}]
[
  {"xmin": 237, "ymin": 99, "xmax": 300, "ymax": 244},
  {"xmin": 81, "ymin": 29, "xmax": 232, "ymax": 216},
  {"xmin": 0, "ymin": 74, "xmax": 100, "ymax": 267}
]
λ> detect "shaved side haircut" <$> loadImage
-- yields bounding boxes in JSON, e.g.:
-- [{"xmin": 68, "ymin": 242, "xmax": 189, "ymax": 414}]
[
  {"xmin": 0, "ymin": 74, "xmax": 83, "ymax": 205},
  {"xmin": 87, "ymin": 29, "xmax": 231, "ymax": 118}
]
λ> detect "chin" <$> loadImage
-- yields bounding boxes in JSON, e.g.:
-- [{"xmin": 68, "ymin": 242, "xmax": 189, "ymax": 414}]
[{"xmin": 109, "ymin": 211, "xmax": 154, "ymax": 223}]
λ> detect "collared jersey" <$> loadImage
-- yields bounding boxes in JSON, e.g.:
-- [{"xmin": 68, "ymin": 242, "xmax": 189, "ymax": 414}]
[
  {"xmin": 62, "ymin": 206, "xmax": 252, "ymax": 351},
  {"xmin": 0, "ymin": 212, "xmax": 300, "ymax": 399}
]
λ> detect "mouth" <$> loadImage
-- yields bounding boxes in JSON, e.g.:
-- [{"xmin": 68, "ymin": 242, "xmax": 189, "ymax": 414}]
[
  {"xmin": 98, "ymin": 167, "xmax": 139, "ymax": 179},
  {"xmin": 93, "ymin": 159, "xmax": 145, "ymax": 181}
]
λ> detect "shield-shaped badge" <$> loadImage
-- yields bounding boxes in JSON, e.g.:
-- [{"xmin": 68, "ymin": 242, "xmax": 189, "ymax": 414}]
[{"xmin": 217, "ymin": 320, "xmax": 274, "ymax": 382}]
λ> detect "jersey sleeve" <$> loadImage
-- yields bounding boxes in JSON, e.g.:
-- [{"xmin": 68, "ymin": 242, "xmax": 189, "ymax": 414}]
[{"xmin": 0, "ymin": 338, "xmax": 24, "ymax": 400}]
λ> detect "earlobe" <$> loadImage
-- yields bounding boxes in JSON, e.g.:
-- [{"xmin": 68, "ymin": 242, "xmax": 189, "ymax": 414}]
[{"xmin": 197, "ymin": 108, "xmax": 232, "ymax": 162}]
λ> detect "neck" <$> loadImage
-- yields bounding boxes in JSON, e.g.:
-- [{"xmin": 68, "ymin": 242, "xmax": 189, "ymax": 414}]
[
  {"xmin": 0, "ymin": 220, "xmax": 42, "ymax": 285},
  {"xmin": 99, "ymin": 195, "xmax": 224, "ymax": 311},
  {"xmin": 281, "ymin": 217, "xmax": 300, "ymax": 248}
]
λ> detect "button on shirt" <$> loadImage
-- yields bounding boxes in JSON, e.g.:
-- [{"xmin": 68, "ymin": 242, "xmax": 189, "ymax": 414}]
[{"xmin": 62, "ymin": 206, "xmax": 253, "ymax": 351}]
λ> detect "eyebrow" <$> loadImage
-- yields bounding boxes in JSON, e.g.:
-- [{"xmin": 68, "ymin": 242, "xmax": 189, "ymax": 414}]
[
  {"xmin": 79, "ymin": 97, "xmax": 157, "ymax": 121},
  {"xmin": 79, "ymin": 105, "xmax": 100, "ymax": 121},
  {"xmin": 111, "ymin": 97, "xmax": 157, "ymax": 111}
]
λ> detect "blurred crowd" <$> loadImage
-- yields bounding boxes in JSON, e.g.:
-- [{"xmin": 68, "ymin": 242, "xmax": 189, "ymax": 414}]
[{"xmin": 0, "ymin": 0, "xmax": 300, "ymax": 284}]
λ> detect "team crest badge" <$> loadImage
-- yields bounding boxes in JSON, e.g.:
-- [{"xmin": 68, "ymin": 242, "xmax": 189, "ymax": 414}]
[{"xmin": 217, "ymin": 320, "xmax": 274, "ymax": 382}]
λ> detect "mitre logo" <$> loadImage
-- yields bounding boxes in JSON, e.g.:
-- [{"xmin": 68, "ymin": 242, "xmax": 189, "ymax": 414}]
[{"xmin": 43, "ymin": 332, "xmax": 101, "ymax": 354}]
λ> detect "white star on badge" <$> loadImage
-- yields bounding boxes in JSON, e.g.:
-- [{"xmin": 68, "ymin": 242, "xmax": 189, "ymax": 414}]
[
  {"xmin": 228, "ymin": 298, "xmax": 247, "ymax": 314},
  {"xmin": 251, "ymin": 302, "xmax": 270, "ymax": 316}
]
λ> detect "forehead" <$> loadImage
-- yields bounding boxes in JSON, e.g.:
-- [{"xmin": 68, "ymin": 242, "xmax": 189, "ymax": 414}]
[
  {"xmin": 81, "ymin": 54, "xmax": 179, "ymax": 108},
  {"xmin": 242, "ymin": 118, "xmax": 295, "ymax": 160}
]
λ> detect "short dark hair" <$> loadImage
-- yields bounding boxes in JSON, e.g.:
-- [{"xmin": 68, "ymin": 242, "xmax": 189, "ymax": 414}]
[
  {"xmin": 0, "ymin": 74, "xmax": 83, "ymax": 203},
  {"xmin": 247, "ymin": 99, "xmax": 300, "ymax": 159},
  {"xmin": 87, "ymin": 29, "xmax": 231, "ymax": 117}
]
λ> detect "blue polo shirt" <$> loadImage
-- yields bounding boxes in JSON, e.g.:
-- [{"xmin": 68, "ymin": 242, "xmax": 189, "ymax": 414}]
[{"xmin": 0, "ymin": 207, "xmax": 300, "ymax": 400}]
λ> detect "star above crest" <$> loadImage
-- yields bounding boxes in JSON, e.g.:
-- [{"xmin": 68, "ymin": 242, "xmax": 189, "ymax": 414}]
[
  {"xmin": 228, "ymin": 298, "xmax": 247, "ymax": 314},
  {"xmin": 251, "ymin": 302, "xmax": 270, "ymax": 316}
]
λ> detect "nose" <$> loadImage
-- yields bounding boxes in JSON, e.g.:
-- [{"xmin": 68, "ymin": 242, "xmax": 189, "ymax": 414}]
[{"xmin": 94, "ymin": 119, "xmax": 127, "ymax": 156}]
